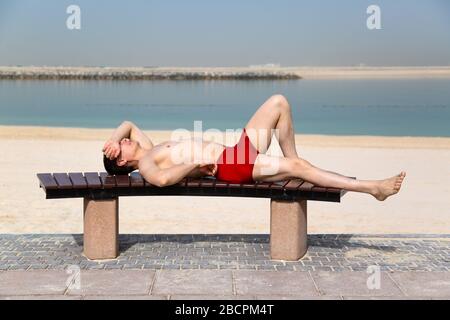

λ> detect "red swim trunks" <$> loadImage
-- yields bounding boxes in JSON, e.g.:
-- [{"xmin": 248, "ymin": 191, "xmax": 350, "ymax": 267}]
[{"xmin": 215, "ymin": 128, "xmax": 259, "ymax": 184}]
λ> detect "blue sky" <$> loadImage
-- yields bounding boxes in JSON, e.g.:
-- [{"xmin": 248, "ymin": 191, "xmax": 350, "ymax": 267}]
[{"xmin": 0, "ymin": 0, "xmax": 449, "ymax": 67}]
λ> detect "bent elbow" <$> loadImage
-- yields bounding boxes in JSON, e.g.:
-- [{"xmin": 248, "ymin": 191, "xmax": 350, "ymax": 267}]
[{"xmin": 156, "ymin": 176, "xmax": 169, "ymax": 188}]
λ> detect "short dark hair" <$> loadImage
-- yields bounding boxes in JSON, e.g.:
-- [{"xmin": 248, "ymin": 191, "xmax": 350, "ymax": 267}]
[{"xmin": 103, "ymin": 155, "xmax": 135, "ymax": 175}]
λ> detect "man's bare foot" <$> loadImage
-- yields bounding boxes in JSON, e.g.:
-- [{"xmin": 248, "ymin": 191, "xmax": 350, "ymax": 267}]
[{"xmin": 372, "ymin": 172, "xmax": 406, "ymax": 201}]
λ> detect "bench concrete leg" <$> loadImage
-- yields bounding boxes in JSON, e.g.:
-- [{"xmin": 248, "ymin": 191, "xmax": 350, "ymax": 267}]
[
  {"xmin": 270, "ymin": 200, "xmax": 307, "ymax": 261},
  {"xmin": 83, "ymin": 197, "xmax": 119, "ymax": 260}
]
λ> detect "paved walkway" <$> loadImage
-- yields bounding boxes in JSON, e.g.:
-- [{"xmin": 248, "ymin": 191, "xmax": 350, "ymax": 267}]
[
  {"xmin": 0, "ymin": 234, "xmax": 449, "ymax": 299},
  {"xmin": 1, "ymin": 269, "xmax": 449, "ymax": 300}
]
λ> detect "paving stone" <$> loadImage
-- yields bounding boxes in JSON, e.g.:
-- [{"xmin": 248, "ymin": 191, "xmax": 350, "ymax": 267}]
[
  {"xmin": 142, "ymin": 264, "xmax": 163, "ymax": 269},
  {"xmin": 342, "ymin": 296, "xmax": 432, "ymax": 300},
  {"xmin": 233, "ymin": 271, "xmax": 319, "ymax": 296},
  {"xmin": 28, "ymin": 264, "xmax": 49, "ymax": 270},
  {"xmin": 170, "ymin": 294, "xmax": 256, "ymax": 300},
  {"xmin": 5, "ymin": 256, "xmax": 21, "ymax": 261},
  {"xmin": 152, "ymin": 270, "xmax": 233, "ymax": 295},
  {"xmin": 83, "ymin": 295, "xmax": 167, "ymax": 300},
  {"xmin": 1, "ymin": 234, "xmax": 449, "ymax": 272},
  {"xmin": 214, "ymin": 263, "xmax": 237, "ymax": 269},
  {"xmin": 66, "ymin": 270, "xmax": 154, "ymax": 296},
  {"xmin": 256, "ymin": 265, "xmax": 277, "ymax": 271},
  {"xmin": 389, "ymin": 272, "xmax": 450, "ymax": 298},
  {"xmin": 255, "ymin": 295, "xmax": 342, "ymax": 300},
  {"xmin": 274, "ymin": 265, "xmax": 295, "ymax": 271},
  {"xmin": 311, "ymin": 271, "xmax": 404, "ymax": 297},
  {"xmin": 0, "ymin": 271, "xmax": 68, "ymax": 295},
  {"xmin": 0, "ymin": 295, "xmax": 82, "ymax": 300},
  {"xmin": 237, "ymin": 265, "xmax": 257, "ymax": 270}
]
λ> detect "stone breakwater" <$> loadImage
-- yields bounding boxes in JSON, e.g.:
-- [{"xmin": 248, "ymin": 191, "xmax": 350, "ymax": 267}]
[
  {"xmin": 3, "ymin": 66, "xmax": 450, "ymax": 80},
  {"xmin": 0, "ymin": 67, "xmax": 301, "ymax": 80}
]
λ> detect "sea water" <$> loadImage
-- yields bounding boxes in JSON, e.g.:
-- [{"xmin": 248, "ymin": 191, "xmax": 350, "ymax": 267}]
[{"xmin": 0, "ymin": 78, "xmax": 449, "ymax": 136}]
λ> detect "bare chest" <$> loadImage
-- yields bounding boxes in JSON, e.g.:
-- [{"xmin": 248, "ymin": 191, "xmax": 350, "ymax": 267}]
[{"xmin": 150, "ymin": 139, "xmax": 223, "ymax": 168}]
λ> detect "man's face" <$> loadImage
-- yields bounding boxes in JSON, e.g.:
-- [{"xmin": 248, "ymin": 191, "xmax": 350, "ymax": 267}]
[{"xmin": 117, "ymin": 138, "xmax": 137, "ymax": 166}]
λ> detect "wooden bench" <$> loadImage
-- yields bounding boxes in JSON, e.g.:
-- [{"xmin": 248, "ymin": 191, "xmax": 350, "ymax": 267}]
[{"xmin": 37, "ymin": 172, "xmax": 349, "ymax": 261}]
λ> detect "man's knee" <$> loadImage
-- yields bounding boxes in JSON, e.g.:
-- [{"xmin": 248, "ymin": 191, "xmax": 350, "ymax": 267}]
[
  {"xmin": 270, "ymin": 94, "xmax": 289, "ymax": 107},
  {"xmin": 271, "ymin": 94, "xmax": 290, "ymax": 111}
]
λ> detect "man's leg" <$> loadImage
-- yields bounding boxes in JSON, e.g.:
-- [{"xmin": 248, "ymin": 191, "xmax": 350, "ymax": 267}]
[
  {"xmin": 245, "ymin": 94, "xmax": 299, "ymax": 158},
  {"xmin": 253, "ymin": 154, "xmax": 406, "ymax": 201},
  {"xmin": 245, "ymin": 95, "xmax": 351, "ymax": 179}
]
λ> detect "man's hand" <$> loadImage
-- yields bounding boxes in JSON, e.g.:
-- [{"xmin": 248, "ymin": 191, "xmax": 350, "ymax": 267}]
[
  {"xmin": 198, "ymin": 163, "xmax": 217, "ymax": 176},
  {"xmin": 102, "ymin": 140, "xmax": 120, "ymax": 160}
]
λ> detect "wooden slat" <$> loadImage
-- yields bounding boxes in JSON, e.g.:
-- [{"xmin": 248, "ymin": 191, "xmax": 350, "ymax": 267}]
[
  {"xmin": 199, "ymin": 178, "xmax": 215, "ymax": 187},
  {"xmin": 115, "ymin": 175, "xmax": 130, "ymax": 187},
  {"xmin": 325, "ymin": 187, "xmax": 341, "ymax": 198},
  {"xmin": 37, "ymin": 173, "xmax": 58, "ymax": 190},
  {"xmin": 270, "ymin": 181, "xmax": 285, "ymax": 189},
  {"xmin": 53, "ymin": 173, "xmax": 73, "ymax": 189},
  {"xmin": 298, "ymin": 181, "xmax": 314, "ymax": 191},
  {"xmin": 214, "ymin": 180, "xmax": 229, "ymax": 188},
  {"xmin": 255, "ymin": 182, "xmax": 272, "ymax": 189},
  {"xmin": 129, "ymin": 172, "xmax": 145, "ymax": 187},
  {"xmin": 99, "ymin": 172, "xmax": 116, "ymax": 188},
  {"xmin": 228, "ymin": 183, "xmax": 243, "ymax": 188},
  {"xmin": 242, "ymin": 182, "xmax": 258, "ymax": 189},
  {"xmin": 69, "ymin": 173, "xmax": 87, "ymax": 189},
  {"xmin": 284, "ymin": 180, "xmax": 305, "ymax": 190},
  {"xmin": 173, "ymin": 179, "xmax": 186, "ymax": 187},
  {"xmin": 187, "ymin": 179, "xmax": 202, "ymax": 187},
  {"xmin": 84, "ymin": 172, "xmax": 102, "ymax": 188},
  {"xmin": 311, "ymin": 186, "xmax": 328, "ymax": 193}
]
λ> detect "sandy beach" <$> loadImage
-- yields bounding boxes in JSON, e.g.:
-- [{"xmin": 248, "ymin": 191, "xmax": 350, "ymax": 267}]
[{"xmin": 1, "ymin": 125, "xmax": 449, "ymax": 235}]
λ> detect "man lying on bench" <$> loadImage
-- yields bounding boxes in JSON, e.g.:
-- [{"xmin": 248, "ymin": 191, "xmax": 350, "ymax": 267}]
[{"xmin": 102, "ymin": 95, "xmax": 405, "ymax": 201}]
